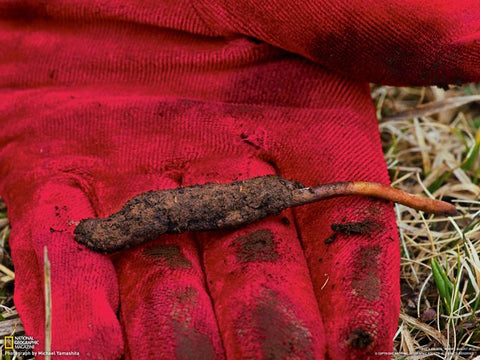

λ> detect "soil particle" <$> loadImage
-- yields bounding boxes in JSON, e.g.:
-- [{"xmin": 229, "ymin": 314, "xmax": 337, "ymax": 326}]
[
  {"xmin": 252, "ymin": 296, "xmax": 313, "ymax": 359},
  {"xmin": 330, "ymin": 219, "xmax": 381, "ymax": 235},
  {"xmin": 172, "ymin": 319, "xmax": 215, "ymax": 360},
  {"xmin": 54, "ymin": 205, "xmax": 68, "ymax": 217},
  {"xmin": 239, "ymin": 131, "xmax": 264, "ymax": 150},
  {"xmin": 345, "ymin": 328, "xmax": 373, "ymax": 350},
  {"xmin": 233, "ymin": 229, "xmax": 278, "ymax": 263},
  {"xmin": 143, "ymin": 245, "xmax": 192, "ymax": 269},
  {"xmin": 324, "ymin": 233, "xmax": 337, "ymax": 244},
  {"xmin": 49, "ymin": 227, "xmax": 67, "ymax": 233}
]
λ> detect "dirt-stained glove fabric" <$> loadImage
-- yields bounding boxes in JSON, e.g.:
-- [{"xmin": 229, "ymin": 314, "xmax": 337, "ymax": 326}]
[
  {"xmin": 0, "ymin": 1, "xmax": 479, "ymax": 359},
  {"xmin": 194, "ymin": 0, "xmax": 480, "ymax": 86}
]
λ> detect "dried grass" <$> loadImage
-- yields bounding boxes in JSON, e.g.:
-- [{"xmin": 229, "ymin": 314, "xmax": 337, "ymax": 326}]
[{"xmin": 374, "ymin": 83, "xmax": 480, "ymax": 359}]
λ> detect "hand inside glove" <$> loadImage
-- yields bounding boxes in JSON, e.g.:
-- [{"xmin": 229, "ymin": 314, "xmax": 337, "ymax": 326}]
[{"xmin": 1, "ymin": 1, "xmax": 479, "ymax": 359}]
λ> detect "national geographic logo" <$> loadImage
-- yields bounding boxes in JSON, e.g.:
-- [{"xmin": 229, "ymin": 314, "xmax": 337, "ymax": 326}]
[
  {"xmin": 2, "ymin": 335, "xmax": 38, "ymax": 357},
  {"xmin": 4, "ymin": 335, "xmax": 13, "ymax": 350},
  {"xmin": 1, "ymin": 335, "xmax": 80, "ymax": 357}
]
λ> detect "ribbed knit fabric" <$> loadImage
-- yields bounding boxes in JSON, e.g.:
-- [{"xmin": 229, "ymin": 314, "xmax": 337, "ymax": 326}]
[
  {"xmin": 0, "ymin": 1, "xmax": 479, "ymax": 359},
  {"xmin": 194, "ymin": 0, "xmax": 480, "ymax": 86}
]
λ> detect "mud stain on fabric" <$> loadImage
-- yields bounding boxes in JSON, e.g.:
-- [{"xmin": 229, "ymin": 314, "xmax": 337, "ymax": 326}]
[
  {"xmin": 232, "ymin": 229, "xmax": 279, "ymax": 263},
  {"xmin": 351, "ymin": 246, "xmax": 381, "ymax": 302},
  {"xmin": 345, "ymin": 328, "xmax": 373, "ymax": 350},
  {"xmin": 252, "ymin": 296, "xmax": 314, "ymax": 360},
  {"xmin": 172, "ymin": 319, "xmax": 216, "ymax": 360},
  {"xmin": 143, "ymin": 245, "xmax": 192, "ymax": 268}
]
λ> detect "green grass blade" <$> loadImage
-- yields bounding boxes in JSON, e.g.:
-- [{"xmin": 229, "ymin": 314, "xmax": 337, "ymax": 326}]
[
  {"xmin": 462, "ymin": 129, "xmax": 480, "ymax": 171},
  {"xmin": 432, "ymin": 258, "xmax": 448, "ymax": 306},
  {"xmin": 427, "ymin": 171, "xmax": 452, "ymax": 193}
]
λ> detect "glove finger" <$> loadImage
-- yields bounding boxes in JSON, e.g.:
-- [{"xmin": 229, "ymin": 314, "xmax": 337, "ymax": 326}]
[
  {"xmin": 274, "ymin": 104, "xmax": 400, "ymax": 359},
  {"xmin": 297, "ymin": 197, "xmax": 399, "ymax": 360},
  {"xmin": 8, "ymin": 177, "xmax": 122, "ymax": 358},
  {"xmin": 183, "ymin": 156, "xmax": 326, "ymax": 360},
  {"xmin": 110, "ymin": 174, "xmax": 225, "ymax": 360}
]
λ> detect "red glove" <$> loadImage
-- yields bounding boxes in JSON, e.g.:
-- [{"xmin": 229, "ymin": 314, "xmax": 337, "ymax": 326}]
[{"xmin": 1, "ymin": 1, "xmax": 478, "ymax": 359}]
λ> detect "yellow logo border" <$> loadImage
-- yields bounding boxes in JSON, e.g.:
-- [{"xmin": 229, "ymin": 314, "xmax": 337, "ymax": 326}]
[{"xmin": 4, "ymin": 335, "xmax": 13, "ymax": 350}]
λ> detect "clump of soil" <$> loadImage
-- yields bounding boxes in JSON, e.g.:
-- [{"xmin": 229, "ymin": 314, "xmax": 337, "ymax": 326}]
[{"xmin": 331, "ymin": 219, "xmax": 381, "ymax": 236}]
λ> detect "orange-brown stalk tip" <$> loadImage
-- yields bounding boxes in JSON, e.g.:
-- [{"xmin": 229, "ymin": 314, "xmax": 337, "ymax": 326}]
[{"xmin": 302, "ymin": 181, "xmax": 459, "ymax": 217}]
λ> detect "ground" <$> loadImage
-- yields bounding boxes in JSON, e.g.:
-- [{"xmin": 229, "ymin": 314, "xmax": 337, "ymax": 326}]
[{"xmin": 374, "ymin": 84, "xmax": 480, "ymax": 359}]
